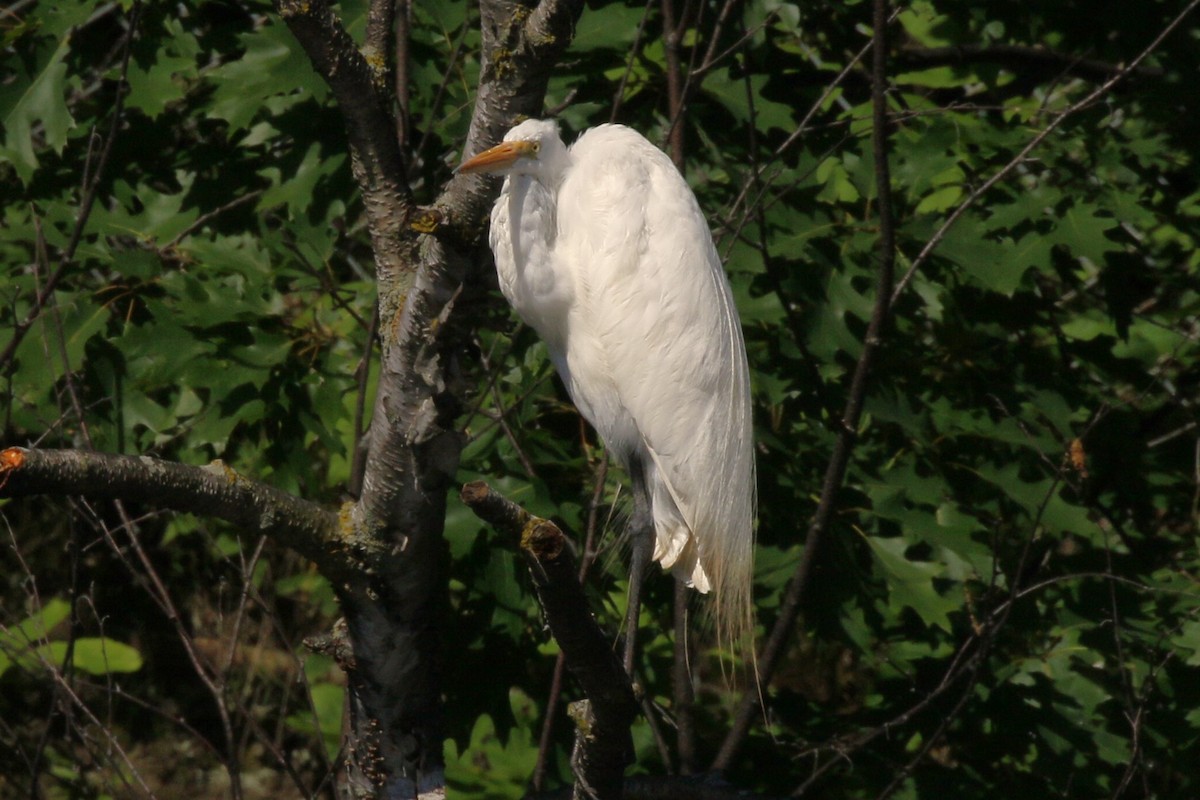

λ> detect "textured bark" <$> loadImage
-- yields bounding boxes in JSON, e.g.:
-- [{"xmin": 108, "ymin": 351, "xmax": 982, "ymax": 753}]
[{"xmin": 274, "ymin": 0, "xmax": 585, "ymax": 796}]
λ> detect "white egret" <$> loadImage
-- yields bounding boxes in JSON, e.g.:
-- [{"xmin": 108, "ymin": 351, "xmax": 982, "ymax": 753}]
[{"xmin": 457, "ymin": 119, "xmax": 754, "ymax": 669}]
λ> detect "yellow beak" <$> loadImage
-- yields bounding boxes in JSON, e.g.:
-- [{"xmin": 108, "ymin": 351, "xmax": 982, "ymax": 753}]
[{"xmin": 456, "ymin": 140, "xmax": 538, "ymax": 175}]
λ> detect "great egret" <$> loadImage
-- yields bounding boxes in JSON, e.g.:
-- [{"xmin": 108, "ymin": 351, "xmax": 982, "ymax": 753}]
[{"xmin": 458, "ymin": 119, "xmax": 754, "ymax": 669}]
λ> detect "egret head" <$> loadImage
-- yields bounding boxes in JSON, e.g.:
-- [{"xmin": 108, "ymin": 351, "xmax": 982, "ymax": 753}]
[{"xmin": 456, "ymin": 118, "xmax": 568, "ymax": 182}]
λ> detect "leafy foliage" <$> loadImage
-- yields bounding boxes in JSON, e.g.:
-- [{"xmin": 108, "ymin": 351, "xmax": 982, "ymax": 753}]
[
  {"xmin": 0, "ymin": 599, "xmax": 143, "ymax": 678},
  {"xmin": 445, "ymin": 688, "xmax": 542, "ymax": 798},
  {"xmin": 2, "ymin": 0, "xmax": 1199, "ymax": 797}
]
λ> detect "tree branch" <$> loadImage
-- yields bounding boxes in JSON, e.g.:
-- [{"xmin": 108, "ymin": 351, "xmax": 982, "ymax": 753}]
[
  {"xmin": 394, "ymin": 0, "xmax": 413, "ymax": 148},
  {"xmin": 358, "ymin": 0, "xmax": 586, "ymax": 534},
  {"xmin": 364, "ymin": 0, "xmax": 396, "ymax": 90},
  {"xmin": 273, "ymin": 0, "xmax": 414, "ymax": 290},
  {"xmin": 0, "ymin": 447, "xmax": 355, "ymax": 584},
  {"xmin": 462, "ymin": 481, "xmax": 637, "ymax": 800},
  {"xmin": 533, "ymin": 455, "xmax": 609, "ymax": 791},
  {"xmin": 897, "ymin": 43, "xmax": 1164, "ymax": 82}
]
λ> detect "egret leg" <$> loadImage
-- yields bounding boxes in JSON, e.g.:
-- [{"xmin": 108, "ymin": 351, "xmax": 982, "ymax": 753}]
[{"xmin": 623, "ymin": 461, "xmax": 655, "ymax": 675}]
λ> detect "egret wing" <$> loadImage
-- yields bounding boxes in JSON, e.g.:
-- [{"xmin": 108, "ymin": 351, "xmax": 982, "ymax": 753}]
[{"xmin": 554, "ymin": 125, "xmax": 754, "ymax": 627}]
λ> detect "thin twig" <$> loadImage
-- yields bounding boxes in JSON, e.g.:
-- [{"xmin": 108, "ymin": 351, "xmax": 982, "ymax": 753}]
[
  {"xmin": 736, "ymin": 31, "xmax": 837, "ymax": 419},
  {"xmin": 476, "ymin": 334, "xmax": 540, "ymax": 479},
  {"xmin": 656, "ymin": 1, "xmax": 697, "ymax": 770},
  {"xmin": 610, "ymin": 0, "xmax": 656, "ymax": 121},
  {"xmin": 161, "ymin": 191, "xmax": 263, "ymax": 250},
  {"xmin": 720, "ymin": 11, "xmax": 900, "ymax": 247},
  {"xmin": 672, "ymin": 578, "xmax": 696, "ymax": 773},
  {"xmin": 713, "ymin": 0, "xmax": 897, "ymax": 769},
  {"xmin": 660, "ymin": 0, "xmax": 686, "ymax": 165},
  {"xmin": 416, "ymin": 6, "xmax": 473, "ymax": 163},
  {"xmin": 20, "ymin": 11, "xmax": 141, "ymax": 790},
  {"xmin": 111, "ymin": 511, "xmax": 247, "ymax": 799},
  {"xmin": 898, "ymin": 43, "xmax": 1163, "ymax": 81},
  {"xmin": 41, "ymin": 660, "xmax": 157, "ymax": 797},
  {"xmin": 663, "ymin": 0, "xmax": 739, "ymax": 146},
  {"xmin": 715, "ymin": 0, "xmax": 1200, "ymax": 773},
  {"xmin": 792, "ymin": 470, "xmax": 1065, "ymax": 796}
]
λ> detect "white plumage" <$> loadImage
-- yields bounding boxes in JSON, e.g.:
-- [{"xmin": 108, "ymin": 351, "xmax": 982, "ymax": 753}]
[{"xmin": 458, "ymin": 119, "xmax": 755, "ymax": 651}]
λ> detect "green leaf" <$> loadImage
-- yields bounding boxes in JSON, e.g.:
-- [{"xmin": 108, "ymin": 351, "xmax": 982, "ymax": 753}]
[
  {"xmin": 897, "ymin": 2, "xmax": 952, "ymax": 46},
  {"xmin": 939, "ymin": 216, "xmax": 1030, "ymax": 295},
  {"xmin": 445, "ymin": 697, "xmax": 540, "ymax": 799},
  {"xmin": 0, "ymin": 39, "xmax": 74, "ymax": 183},
  {"xmin": 286, "ymin": 681, "xmax": 344, "ymax": 762},
  {"xmin": 0, "ymin": 599, "xmax": 73, "ymax": 676},
  {"xmin": 125, "ymin": 19, "xmax": 200, "ymax": 118},
  {"xmin": 47, "ymin": 638, "xmax": 143, "ymax": 675},
  {"xmin": 207, "ymin": 23, "xmax": 326, "ymax": 131},
  {"xmin": 91, "ymin": 176, "xmax": 199, "ymax": 243},
  {"xmin": 702, "ymin": 72, "xmax": 794, "ymax": 134},
  {"xmin": 865, "ymin": 535, "xmax": 958, "ymax": 632},
  {"xmin": 1061, "ymin": 312, "xmax": 1115, "ymax": 342},
  {"xmin": 897, "ymin": 67, "xmax": 972, "ymax": 89},
  {"xmin": 1173, "ymin": 621, "xmax": 1200, "ymax": 666},
  {"xmin": 815, "ymin": 155, "xmax": 861, "ymax": 203},
  {"xmin": 572, "ymin": 4, "xmax": 649, "ymax": 51},
  {"xmin": 257, "ymin": 142, "xmax": 345, "ymax": 220},
  {"xmin": 914, "ymin": 184, "xmax": 963, "ymax": 215},
  {"xmin": 1046, "ymin": 202, "xmax": 1120, "ymax": 265}
]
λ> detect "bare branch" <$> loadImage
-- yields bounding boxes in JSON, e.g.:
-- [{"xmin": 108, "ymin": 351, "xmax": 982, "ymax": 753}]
[
  {"xmin": 161, "ymin": 190, "xmax": 264, "ymax": 250},
  {"xmin": 462, "ymin": 481, "xmax": 637, "ymax": 800},
  {"xmin": 0, "ymin": 447, "xmax": 354, "ymax": 584},
  {"xmin": 610, "ymin": 0, "xmax": 655, "ymax": 121},
  {"xmin": 533, "ymin": 455, "xmax": 610, "ymax": 792},
  {"xmin": 395, "ymin": 0, "xmax": 413, "ymax": 148},
  {"xmin": 897, "ymin": 43, "xmax": 1164, "ymax": 82},
  {"xmin": 273, "ymin": 0, "xmax": 414, "ymax": 288},
  {"xmin": 660, "ymin": 0, "xmax": 686, "ymax": 166}
]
